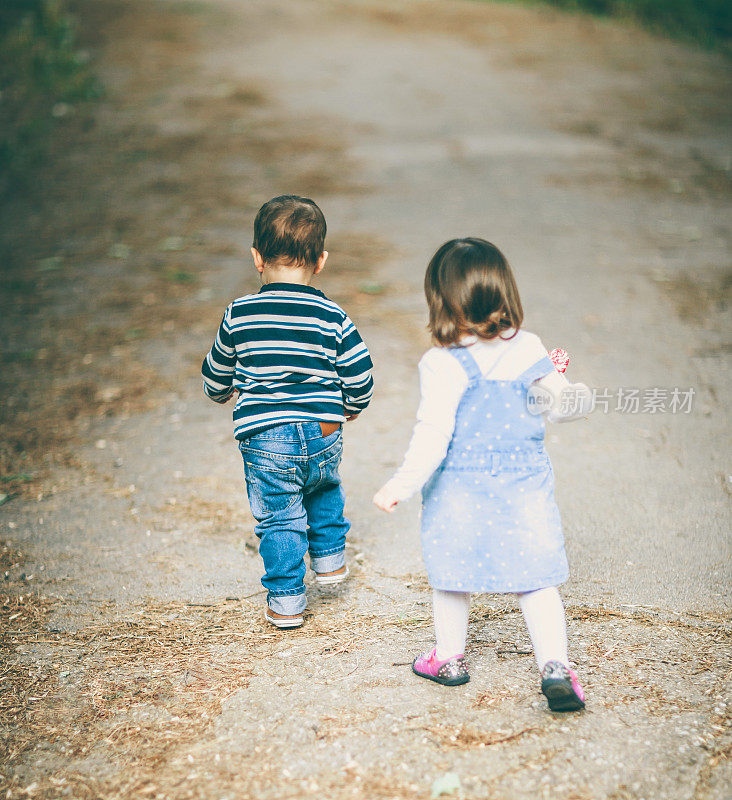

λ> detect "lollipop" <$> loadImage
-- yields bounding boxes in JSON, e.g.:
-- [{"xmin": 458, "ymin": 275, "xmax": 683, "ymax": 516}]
[{"xmin": 549, "ymin": 348, "xmax": 570, "ymax": 374}]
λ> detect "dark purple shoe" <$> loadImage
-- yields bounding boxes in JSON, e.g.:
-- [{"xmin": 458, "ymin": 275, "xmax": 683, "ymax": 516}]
[
  {"xmin": 412, "ymin": 647, "xmax": 470, "ymax": 686},
  {"xmin": 541, "ymin": 660, "xmax": 586, "ymax": 712}
]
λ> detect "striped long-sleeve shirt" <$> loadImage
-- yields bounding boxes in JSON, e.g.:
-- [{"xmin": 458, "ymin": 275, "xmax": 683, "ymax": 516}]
[{"xmin": 202, "ymin": 282, "xmax": 374, "ymax": 440}]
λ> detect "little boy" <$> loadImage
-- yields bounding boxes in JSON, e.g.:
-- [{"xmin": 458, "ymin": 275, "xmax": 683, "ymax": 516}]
[{"xmin": 202, "ymin": 195, "xmax": 373, "ymax": 628}]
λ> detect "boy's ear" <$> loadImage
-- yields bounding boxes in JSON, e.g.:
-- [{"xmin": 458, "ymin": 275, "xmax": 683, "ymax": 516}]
[
  {"xmin": 251, "ymin": 247, "xmax": 265, "ymax": 274},
  {"xmin": 313, "ymin": 251, "xmax": 328, "ymax": 275}
]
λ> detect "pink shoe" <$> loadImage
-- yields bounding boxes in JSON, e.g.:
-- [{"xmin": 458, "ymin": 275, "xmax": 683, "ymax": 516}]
[
  {"xmin": 412, "ymin": 647, "xmax": 470, "ymax": 686},
  {"xmin": 541, "ymin": 660, "xmax": 585, "ymax": 712}
]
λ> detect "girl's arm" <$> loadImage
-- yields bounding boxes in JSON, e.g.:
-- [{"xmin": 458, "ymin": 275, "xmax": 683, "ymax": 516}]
[
  {"xmin": 534, "ymin": 370, "xmax": 594, "ymax": 423},
  {"xmin": 373, "ymin": 350, "xmax": 467, "ymax": 512}
]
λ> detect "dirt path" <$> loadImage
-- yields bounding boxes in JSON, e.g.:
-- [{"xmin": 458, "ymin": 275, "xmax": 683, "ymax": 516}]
[{"xmin": 1, "ymin": 1, "xmax": 730, "ymax": 798}]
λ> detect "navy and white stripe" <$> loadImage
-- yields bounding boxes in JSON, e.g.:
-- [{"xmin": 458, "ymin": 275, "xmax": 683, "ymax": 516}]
[{"xmin": 202, "ymin": 282, "xmax": 374, "ymax": 439}]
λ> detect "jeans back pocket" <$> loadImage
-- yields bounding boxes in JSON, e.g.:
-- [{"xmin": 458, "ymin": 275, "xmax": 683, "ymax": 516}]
[
  {"xmin": 242, "ymin": 450, "xmax": 302, "ymax": 517},
  {"xmin": 315, "ymin": 443, "xmax": 343, "ymax": 487}
]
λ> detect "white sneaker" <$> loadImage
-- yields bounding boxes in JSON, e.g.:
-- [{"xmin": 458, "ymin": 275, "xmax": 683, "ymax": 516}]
[
  {"xmin": 314, "ymin": 565, "xmax": 349, "ymax": 586},
  {"xmin": 264, "ymin": 609, "xmax": 304, "ymax": 628}
]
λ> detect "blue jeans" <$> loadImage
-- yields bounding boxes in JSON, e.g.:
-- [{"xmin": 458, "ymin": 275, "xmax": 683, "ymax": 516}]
[{"xmin": 239, "ymin": 422, "xmax": 349, "ymax": 614}]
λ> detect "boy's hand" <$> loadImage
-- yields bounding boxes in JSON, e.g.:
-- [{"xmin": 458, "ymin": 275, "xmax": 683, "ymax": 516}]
[
  {"xmin": 373, "ymin": 484, "xmax": 399, "ymax": 513},
  {"xmin": 345, "ymin": 413, "xmax": 359, "ymax": 421}
]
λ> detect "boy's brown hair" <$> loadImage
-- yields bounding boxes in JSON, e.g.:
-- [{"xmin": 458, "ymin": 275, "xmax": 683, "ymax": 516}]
[
  {"xmin": 252, "ymin": 195, "xmax": 326, "ymax": 268},
  {"xmin": 424, "ymin": 238, "xmax": 523, "ymax": 346}
]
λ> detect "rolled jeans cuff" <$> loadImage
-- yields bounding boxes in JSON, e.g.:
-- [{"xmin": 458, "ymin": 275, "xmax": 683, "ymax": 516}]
[
  {"xmin": 310, "ymin": 549, "xmax": 346, "ymax": 574},
  {"xmin": 268, "ymin": 592, "xmax": 307, "ymax": 615}
]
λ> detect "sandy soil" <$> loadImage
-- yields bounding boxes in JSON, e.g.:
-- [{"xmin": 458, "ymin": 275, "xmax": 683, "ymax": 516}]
[{"xmin": 0, "ymin": 1, "xmax": 730, "ymax": 798}]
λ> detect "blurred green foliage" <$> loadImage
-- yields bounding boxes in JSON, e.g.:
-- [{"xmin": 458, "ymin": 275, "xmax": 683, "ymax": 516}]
[
  {"xmin": 0, "ymin": 0, "xmax": 102, "ymax": 195},
  {"xmin": 528, "ymin": 0, "xmax": 731, "ymax": 45}
]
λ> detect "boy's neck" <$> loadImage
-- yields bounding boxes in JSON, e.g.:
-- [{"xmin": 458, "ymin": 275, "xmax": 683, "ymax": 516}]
[
  {"xmin": 260, "ymin": 264, "xmax": 316, "ymax": 286},
  {"xmin": 251, "ymin": 248, "xmax": 327, "ymax": 286}
]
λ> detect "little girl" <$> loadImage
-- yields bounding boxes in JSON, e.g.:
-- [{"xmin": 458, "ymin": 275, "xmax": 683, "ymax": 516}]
[{"xmin": 374, "ymin": 238, "xmax": 593, "ymax": 712}]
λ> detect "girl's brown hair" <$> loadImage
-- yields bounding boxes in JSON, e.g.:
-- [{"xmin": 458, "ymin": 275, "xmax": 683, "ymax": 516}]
[{"xmin": 424, "ymin": 238, "xmax": 523, "ymax": 346}]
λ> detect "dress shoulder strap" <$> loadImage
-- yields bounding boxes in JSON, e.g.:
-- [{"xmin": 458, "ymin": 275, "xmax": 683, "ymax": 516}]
[
  {"xmin": 517, "ymin": 356, "xmax": 556, "ymax": 386},
  {"xmin": 448, "ymin": 346, "xmax": 483, "ymax": 382}
]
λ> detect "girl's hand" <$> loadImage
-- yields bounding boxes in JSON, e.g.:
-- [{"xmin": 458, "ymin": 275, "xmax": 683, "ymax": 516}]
[{"xmin": 373, "ymin": 484, "xmax": 399, "ymax": 513}]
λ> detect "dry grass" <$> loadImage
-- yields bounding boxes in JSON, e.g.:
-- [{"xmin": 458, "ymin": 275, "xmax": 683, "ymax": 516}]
[
  {"xmin": 0, "ymin": 1, "xmax": 207, "ymax": 490},
  {"xmin": 326, "ymin": 233, "xmax": 395, "ymax": 276},
  {"xmin": 1, "ymin": 554, "xmax": 730, "ymax": 798},
  {"xmin": 546, "ymin": 151, "xmax": 732, "ymax": 202},
  {"xmin": 0, "ymin": 532, "xmax": 437, "ymax": 798},
  {"xmin": 566, "ymin": 602, "xmax": 731, "ymax": 634},
  {"xmin": 650, "ymin": 268, "xmax": 732, "ymax": 322},
  {"xmin": 428, "ymin": 722, "xmax": 540, "ymax": 749},
  {"xmin": 0, "ymin": 0, "xmax": 374, "ymax": 496},
  {"xmin": 0, "ymin": 594, "xmax": 57, "ymax": 742},
  {"xmin": 152, "ymin": 494, "xmax": 256, "ymax": 539},
  {"xmin": 355, "ymin": 0, "xmax": 731, "ymax": 210},
  {"xmin": 0, "ymin": 600, "xmax": 430, "ymax": 798}
]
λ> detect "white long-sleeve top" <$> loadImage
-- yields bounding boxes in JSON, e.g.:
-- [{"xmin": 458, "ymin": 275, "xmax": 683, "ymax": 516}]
[{"xmin": 383, "ymin": 330, "xmax": 593, "ymax": 502}]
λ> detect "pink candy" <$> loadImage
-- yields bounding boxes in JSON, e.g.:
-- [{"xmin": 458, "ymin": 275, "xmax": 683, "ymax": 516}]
[{"xmin": 550, "ymin": 348, "xmax": 570, "ymax": 374}]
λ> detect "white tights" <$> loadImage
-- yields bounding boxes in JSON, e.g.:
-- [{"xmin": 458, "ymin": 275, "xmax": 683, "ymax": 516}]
[{"xmin": 433, "ymin": 586, "xmax": 569, "ymax": 670}]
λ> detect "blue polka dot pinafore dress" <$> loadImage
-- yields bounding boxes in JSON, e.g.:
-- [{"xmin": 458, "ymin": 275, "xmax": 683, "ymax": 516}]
[{"xmin": 421, "ymin": 346, "xmax": 569, "ymax": 593}]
